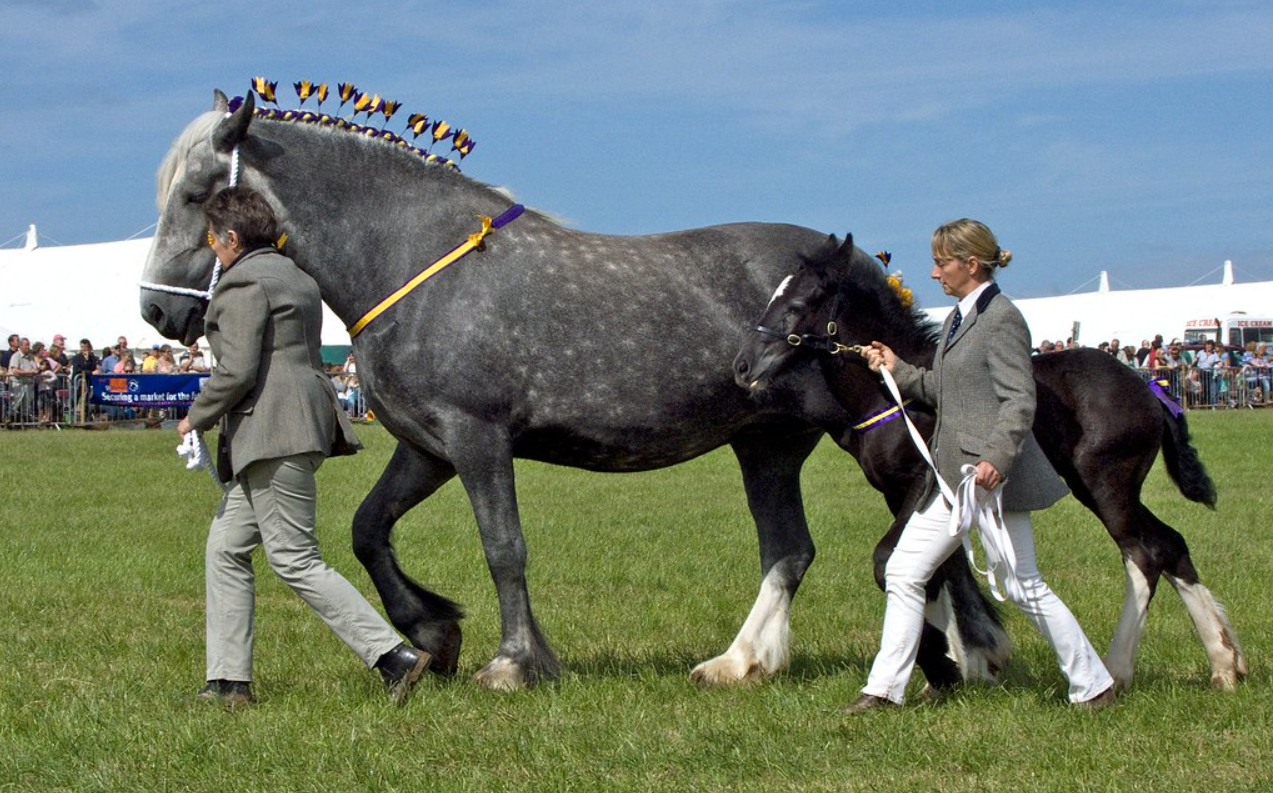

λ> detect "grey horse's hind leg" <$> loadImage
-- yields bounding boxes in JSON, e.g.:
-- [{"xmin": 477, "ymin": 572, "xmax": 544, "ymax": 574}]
[
  {"xmin": 352, "ymin": 442, "xmax": 465, "ymax": 675},
  {"xmin": 691, "ymin": 426, "xmax": 821, "ymax": 686},
  {"xmin": 448, "ymin": 422, "xmax": 558, "ymax": 691}
]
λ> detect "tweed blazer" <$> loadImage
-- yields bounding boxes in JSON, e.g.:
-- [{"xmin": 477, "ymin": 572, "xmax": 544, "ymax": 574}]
[
  {"xmin": 892, "ymin": 283, "xmax": 1067, "ymax": 512},
  {"xmin": 186, "ymin": 247, "xmax": 361, "ymax": 476}
]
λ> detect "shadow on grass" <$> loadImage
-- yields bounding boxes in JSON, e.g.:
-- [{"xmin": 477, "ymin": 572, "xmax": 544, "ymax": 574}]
[{"xmin": 557, "ymin": 647, "xmax": 872, "ymax": 683}]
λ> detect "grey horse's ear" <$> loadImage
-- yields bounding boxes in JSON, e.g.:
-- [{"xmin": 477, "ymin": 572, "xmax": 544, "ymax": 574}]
[
  {"xmin": 212, "ymin": 90, "xmax": 254, "ymax": 153},
  {"xmin": 212, "ymin": 89, "xmax": 229, "ymax": 113},
  {"xmin": 842, "ymin": 233, "xmax": 854, "ymax": 252}
]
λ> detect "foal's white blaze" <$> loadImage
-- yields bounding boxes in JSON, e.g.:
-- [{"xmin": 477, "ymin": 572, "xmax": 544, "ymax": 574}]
[
  {"xmin": 765, "ymin": 275, "xmax": 794, "ymax": 309},
  {"xmin": 690, "ymin": 569, "xmax": 791, "ymax": 686},
  {"xmin": 1105, "ymin": 558, "xmax": 1153, "ymax": 690},
  {"xmin": 1167, "ymin": 575, "xmax": 1247, "ymax": 690}
]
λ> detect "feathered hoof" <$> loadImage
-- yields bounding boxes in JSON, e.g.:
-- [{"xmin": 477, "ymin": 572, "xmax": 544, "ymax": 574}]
[
  {"xmin": 474, "ymin": 657, "xmax": 529, "ymax": 692},
  {"xmin": 689, "ymin": 652, "xmax": 767, "ymax": 689}
]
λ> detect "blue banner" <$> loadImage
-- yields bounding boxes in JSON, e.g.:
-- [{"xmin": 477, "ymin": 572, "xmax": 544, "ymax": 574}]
[{"xmin": 90, "ymin": 373, "xmax": 210, "ymax": 407}]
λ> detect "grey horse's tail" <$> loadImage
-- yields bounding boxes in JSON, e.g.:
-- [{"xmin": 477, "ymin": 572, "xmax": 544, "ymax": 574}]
[{"xmin": 1159, "ymin": 405, "xmax": 1218, "ymax": 509}]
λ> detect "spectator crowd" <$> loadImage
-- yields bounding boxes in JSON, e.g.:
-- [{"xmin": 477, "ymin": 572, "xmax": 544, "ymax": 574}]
[
  {"xmin": 1, "ymin": 330, "xmax": 328, "ymax": 427},
  {"xmin": 5, "ymin": 325, "xmax": 1265, "ymax": 427},
  {"xmin": 1034, "ymin": 333, "xmax": 1273, "ymax": 407}
]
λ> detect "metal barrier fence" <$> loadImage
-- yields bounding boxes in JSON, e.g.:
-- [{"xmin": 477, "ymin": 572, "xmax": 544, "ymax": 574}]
[
  {"xmin": 1140, "ymin": 365, "xmax": 1269, "ymax": 409},
  {"xmin": 2, "ymin": 367, "xmax": 1262, "ymax": 429},
  {"xmin": 2, "ymin": 372, "xmax": 369, "ymax": 428}
]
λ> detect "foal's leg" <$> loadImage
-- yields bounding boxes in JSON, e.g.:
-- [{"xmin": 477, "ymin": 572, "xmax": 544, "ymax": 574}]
[
  {"xmin": 1148, "ymin": 512, "xmax": 1247, "ymax": 690},
  {"xmin": 871, "ymin": 512, "xmax": 1011, "ymax": 690},
  {"xmin": 1062, "ymin": 457, "xmax": 1244, "ymax": 691},
  {"xmin": 690, "ymin": 428, "xmax": 821, "ymax": 686},
  {"xmin": 352, "ymin": 442, "xmax": 465, "ymax": 675}
]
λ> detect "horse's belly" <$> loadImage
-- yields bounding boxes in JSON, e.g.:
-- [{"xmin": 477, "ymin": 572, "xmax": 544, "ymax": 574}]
[{"xmin": 511, "ymin": 424, "xmax": 730, "ymax": 472}]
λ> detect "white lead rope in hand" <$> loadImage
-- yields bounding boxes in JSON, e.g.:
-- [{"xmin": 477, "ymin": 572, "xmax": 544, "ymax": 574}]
[
  {"xmin": 878, "ymin": 367, "xmax": 1024, "ymax": 603},
  {"xmin": 176, "ymin": 431, "xmax": 230, "ymax": 494}
]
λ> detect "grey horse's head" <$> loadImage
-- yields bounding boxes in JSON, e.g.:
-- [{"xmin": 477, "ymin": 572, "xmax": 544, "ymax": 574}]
[{"xmin": 140, "ymin": 90, "xmax": 255, "ymax": 344}]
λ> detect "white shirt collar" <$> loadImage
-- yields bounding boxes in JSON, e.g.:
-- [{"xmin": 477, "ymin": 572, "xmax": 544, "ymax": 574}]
[{"xmin": 955, "ymin": 280, "xmax": 994, "ymax": 318}]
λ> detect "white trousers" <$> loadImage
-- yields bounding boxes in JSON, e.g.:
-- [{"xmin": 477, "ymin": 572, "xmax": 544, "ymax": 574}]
[
  {"xmin": 205, "ymin": 452, "xmax": 402, "ymax": 682},
  {"xmin": 862, "ymin": 492, "xmax": 1114, "ymax": 704}
]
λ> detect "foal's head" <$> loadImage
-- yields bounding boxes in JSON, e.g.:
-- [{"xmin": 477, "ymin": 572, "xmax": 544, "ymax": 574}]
[{"xmin": 734, "ymin": 234, "xmax": 937, "ymax": 393}]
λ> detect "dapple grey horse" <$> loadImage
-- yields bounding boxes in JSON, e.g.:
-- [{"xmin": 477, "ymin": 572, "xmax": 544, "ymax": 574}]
[{"xmin": 141, "ymin": 89, "xmax": 1006, "ymax": 690}]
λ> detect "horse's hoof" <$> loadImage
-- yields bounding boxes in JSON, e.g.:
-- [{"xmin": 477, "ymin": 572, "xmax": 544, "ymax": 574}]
[
  {"xmin": 1211, "ymin": 671, "xmax": 1241, "ymax": 692},
  {"xmin": 474, "ymin": 657, "xmax": 528, "ymax": 692},
  {"xmin": 689, "ymin": 653, "xmax": 766, "ymax": 688},
  {"xmin": 428, "ymin": 622, "xmax": 463, "ymax": 677}
]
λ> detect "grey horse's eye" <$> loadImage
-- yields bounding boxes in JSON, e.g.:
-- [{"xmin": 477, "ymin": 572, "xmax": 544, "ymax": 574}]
[{"xmin": 187, "ymin": 190, "xmax": 210, "ymax": 205}]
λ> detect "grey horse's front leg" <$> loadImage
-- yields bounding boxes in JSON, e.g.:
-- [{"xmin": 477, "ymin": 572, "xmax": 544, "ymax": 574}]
[
  {"xmin": 352, "ymin": 441, "xmax": 465, "ymax": 675},
  {"xmin": 449, "ymin": 422, "xmax": 559, "ymax": 690},
  {"xmin": 691, "ymin": 428, "xmax": 821, "ymax": 686}
]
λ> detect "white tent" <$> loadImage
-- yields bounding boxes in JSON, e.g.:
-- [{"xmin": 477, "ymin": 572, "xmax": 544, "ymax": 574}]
[
  {"xmin": 0, "ymin": 227, "xmax": 350, "ymax": 352},
  {"xmin": 921, "ymin": 261, "xmax": 1273, "ymax": 349},
  {"xmin": 4, "ymin": 227, "xmax": 1269, "ymax": 355}
]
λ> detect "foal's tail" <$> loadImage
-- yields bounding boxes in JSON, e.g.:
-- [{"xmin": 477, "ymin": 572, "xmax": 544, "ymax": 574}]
[{"xmin": 1160, "ymin": 405, "xmax": 1218, "ymax": 509}]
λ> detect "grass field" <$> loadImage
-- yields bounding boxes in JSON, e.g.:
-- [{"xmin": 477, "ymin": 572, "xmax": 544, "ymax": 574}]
[{"xmin": 1, "ymin": 412, "xmax": 1270, "ymax": 792}]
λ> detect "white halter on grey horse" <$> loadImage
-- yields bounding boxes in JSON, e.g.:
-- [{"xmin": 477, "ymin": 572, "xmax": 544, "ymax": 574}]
[{"xmin": 141, "ymin": 79, "xmax": 1007, "ymax": 691}]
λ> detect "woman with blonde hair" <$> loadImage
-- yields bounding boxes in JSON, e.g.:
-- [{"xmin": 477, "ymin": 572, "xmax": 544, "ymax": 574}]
[{"xmin": 849, "ymin": 218, "xmax": 1115, "ymax": 712}]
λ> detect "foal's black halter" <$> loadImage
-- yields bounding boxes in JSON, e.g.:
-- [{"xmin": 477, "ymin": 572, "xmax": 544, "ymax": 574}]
[{"xmin": 752, "ymin": 290, "xmax": 863, "ymax": 356}]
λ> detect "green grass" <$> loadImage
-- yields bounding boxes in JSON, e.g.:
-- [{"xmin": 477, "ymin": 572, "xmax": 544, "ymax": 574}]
[{"xmin": 1, "ymin": 412, "xmax": 1270, "ymax": 792}]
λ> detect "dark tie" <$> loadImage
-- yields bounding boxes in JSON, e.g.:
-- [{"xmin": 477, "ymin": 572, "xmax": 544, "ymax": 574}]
[{"xmin": 946, "ymin": 307, "xmax": 963, "ymax": 345}]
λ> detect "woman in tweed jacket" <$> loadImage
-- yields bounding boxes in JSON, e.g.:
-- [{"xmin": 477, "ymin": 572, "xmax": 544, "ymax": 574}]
[
  {"xmin": 177, "ymin": 188, "xmax": 427, "ymax": 707},
  {"xmin": 847, "ymin": 219, "xmax": 1115, "ymax": 712}
]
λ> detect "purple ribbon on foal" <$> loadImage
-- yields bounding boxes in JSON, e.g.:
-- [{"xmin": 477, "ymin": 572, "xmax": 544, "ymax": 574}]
[{"xmin": 1148, "ymin": 377, "xmax": 1184, "ymax": 418}]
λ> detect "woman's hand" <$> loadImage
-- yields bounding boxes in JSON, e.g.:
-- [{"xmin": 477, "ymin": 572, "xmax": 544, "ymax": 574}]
[
  {"xmin": 974, "ymin": 460, "xmax": 1002, "ymax": 490},
  {"xmin": 177, "ymin": 417, "xmax": 193, "ymax": 437},
  {"xmin": 862, "ymin": 341, "xmax": 896, "ymax": 373}
]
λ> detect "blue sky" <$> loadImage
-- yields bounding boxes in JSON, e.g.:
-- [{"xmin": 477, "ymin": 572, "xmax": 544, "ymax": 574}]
[{"xmin": 1, "ymin": 0, "xmax": 1269, "ymax": 308}]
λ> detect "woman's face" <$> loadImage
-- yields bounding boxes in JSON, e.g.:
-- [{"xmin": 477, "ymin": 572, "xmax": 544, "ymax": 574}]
[{"xmin": 931, "ymin": 251, "xmax": 985, "ymax": 299}]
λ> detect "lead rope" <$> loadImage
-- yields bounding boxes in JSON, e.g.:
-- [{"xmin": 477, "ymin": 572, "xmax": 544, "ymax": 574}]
[
  {"xmin": 177, "ymin": 431, "xmax": 230, "ymax": 493},
  {"xmin": 878, "ymin": 366, "xmax": 1024, "ymax": 602}
]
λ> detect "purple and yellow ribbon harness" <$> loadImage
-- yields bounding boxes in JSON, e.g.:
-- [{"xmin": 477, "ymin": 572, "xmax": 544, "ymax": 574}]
[
  {"xmin": 852, "ymin": 399, "xmax": 913, "ymax": 433},
  {"xmin": 348, "ymin": 203, "xmax": 525, "ymax": 337}
]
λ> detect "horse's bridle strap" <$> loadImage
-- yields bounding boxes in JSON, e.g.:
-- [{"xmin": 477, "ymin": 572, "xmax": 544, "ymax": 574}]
[{"xmin": 348, "ymin": 203, "xmax": 524, "ymax": 338}]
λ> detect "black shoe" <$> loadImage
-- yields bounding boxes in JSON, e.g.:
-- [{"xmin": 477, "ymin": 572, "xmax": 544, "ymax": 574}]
[
  {"xmin": 843, "ymin": 693, "xmax": 900, "ymax": 714},
  {"xmin": 376, "ymin": 643, "xmax": 431, "ymax": 705},
  {"xmin": 196, "ymin": 679, "xmax": 253, "ymax": 708}
]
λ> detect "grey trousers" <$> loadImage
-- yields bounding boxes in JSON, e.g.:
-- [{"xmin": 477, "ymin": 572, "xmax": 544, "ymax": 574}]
[{"xmin": 205, "ymin": 452, "xmax": 401, "ymax": 682}]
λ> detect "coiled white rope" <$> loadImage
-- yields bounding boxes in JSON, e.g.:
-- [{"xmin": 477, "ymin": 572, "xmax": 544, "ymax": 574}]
[
  {"xmin": 879, "ymin": 367, "xmax": 1024, "ymax": 602},
  {"xmin": 177, "ymin": 431, "xmax": 230, "ymax": 494}
]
